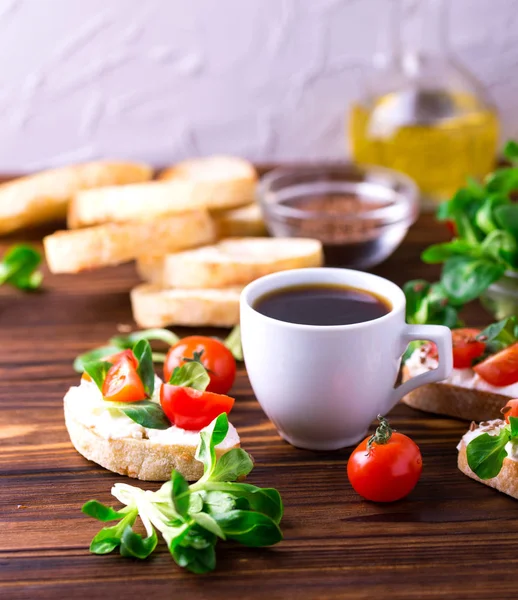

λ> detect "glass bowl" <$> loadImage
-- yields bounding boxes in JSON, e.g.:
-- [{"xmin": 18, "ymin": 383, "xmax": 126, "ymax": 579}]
[{"xmin": 258, "ymin": 164, "xmax": 419, "ymax": 269}]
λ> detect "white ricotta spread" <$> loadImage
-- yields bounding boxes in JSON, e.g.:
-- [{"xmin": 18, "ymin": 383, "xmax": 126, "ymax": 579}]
[
  {"xmin": 405, "ymin": 348, "xmax": 518, "ymax": 396},
  {"xmin": 64, "ymin": 375, "xmax": 239, "ymax": 449},
  {"xmin": 457, "ymin": 418, "xmax": 518, "ymax": 462}
]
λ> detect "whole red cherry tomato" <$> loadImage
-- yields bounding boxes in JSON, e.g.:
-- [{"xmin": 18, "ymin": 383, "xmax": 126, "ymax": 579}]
[{"xmin": 347, "ymin": 415, "xmax": 422, "ymax": 502}]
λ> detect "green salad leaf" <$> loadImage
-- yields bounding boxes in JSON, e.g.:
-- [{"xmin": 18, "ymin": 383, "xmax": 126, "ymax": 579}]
[
  {"xmin": 466, "ymin": 427, "xmax": 511, "ymax": 480},
  {"xmin": 0, "ymin": 244, "xmax": 43, "ymax": 290},
  {"xmin": 116, "ymin": 400, "xmax": 170, "ymax": 430},
  {"xmin": 169, "ymin": 361, "xmax": 210, "ymax": 391},
  {"xmin": 133, "ymin": 339, "xmax": 155, "ymax": 397},
  {"xmin": 224, "ymin": 325, "xmax": 243, "ymax": 361},
  {"xmin": 82, "ymin": 413, "xmax": 284, "ymax": 574},
  {"xmin": 477, "ymin": 316, "xmax": 518, "ymax": 354}
]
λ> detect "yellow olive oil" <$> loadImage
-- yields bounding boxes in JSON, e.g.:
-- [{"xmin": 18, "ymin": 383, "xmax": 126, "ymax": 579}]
[{"xmin": 349, "ymin": 91, "xmax": 499, "ymax": 206}]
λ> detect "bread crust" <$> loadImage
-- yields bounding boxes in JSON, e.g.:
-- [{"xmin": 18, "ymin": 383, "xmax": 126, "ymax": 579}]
[
  {"xmin": 64, "ymin": 397, "xmax": 239, "ymax": 481},
  {"xmin": 136, "ymin": 238, "xmax": 323, "ymax": 289},
  {"xmin": 44, "ymin": 210, "xmax": 215, "ymax": 273},
  {"xmin": 458, "ymin": 440, "xmax": 518, "ymax": 499},
  {"xmin": 401, "ymin": 365, "xmax": 510, "ymax": 421},
  {"xmin": 131, "ymin": 284, "xmax": 241, "ymax": 328},
  {"xmin": 0, "ymin": 161, "xmax": 152, "ymax": 235}
]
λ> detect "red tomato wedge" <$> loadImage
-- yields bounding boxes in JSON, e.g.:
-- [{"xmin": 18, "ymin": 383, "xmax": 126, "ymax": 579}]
[
  {"xmin": 164, "ymin": 336, "xmax": 236, "ymax": 395},
  {"xmin": 474, "ymin": 342, "xmax": 518, "ymax": 387},
  {"xmin": 502, "ymin": 399, "xmax": 518, "ymax": 423},
  {"xmin": 421, "ymin": 328, "xmax": 485, "ymax": 369},
  {"xmin": 82, "ymin": 349, "xmax": 138, "ymax": 382},
  {"xmin": 102, "ymin": 356, "xmax": 146, "ymax": 402},
  {"xmin": 160, "ymin": 384, "xmax": 234, "ymax": 431}
]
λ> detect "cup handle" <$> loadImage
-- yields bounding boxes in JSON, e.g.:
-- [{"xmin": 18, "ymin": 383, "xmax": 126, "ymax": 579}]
[{"xmin": 389, "ymin": 324, "xmax": 453, "ymax": 408}]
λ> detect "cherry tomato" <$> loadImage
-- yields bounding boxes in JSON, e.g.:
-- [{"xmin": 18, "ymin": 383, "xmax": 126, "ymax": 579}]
[
  {"xmin": 451, "ymin": 328, "xmax": 485, "ymax": 369},
  {"xmin": 102, "ymin": 356, "xmax": 146, "ymax": 403},
  {"xmin": 82, "ymin": 349, "xmax": 138, "ymax": 382},
  {"xmin": 164, "ymin": 336, "xmax": 236, "ymax": 394},
  {"xmin": 421, "ymin": 328, "xmax": 485, "ymax": 369},
  {"xmin": 160, "ymin": 384, "xmax": 234, "ymax": 430},
  {"xmin": 347, "ymin": 416, "xmax": 422, "ymax": 502},
  {"xmin": 502, "ymin": 399, "xmax": 518, "ymax": 423},
  {"xmin": 474, "ymin": 342, "xmax": 518, "ymax": 387}
]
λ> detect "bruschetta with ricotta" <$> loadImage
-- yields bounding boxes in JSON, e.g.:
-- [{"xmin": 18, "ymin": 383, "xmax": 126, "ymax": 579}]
[
  {"xmin": 457, "ymin": 400, "xmax": 518, "ymax": 499},
  {"xmin": 65, "ymin": 342, "xmax": 240, "ymax": 481},
  {"xmin": 402, "ymin": 318, "xmax": 518, "ymax": 421}
]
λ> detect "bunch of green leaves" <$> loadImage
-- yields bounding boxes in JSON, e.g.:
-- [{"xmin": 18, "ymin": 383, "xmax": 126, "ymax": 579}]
[
  {"xmin": 83, "ymin": 339, "xmax": 171, "ymax": 430},
  {"xmin": 466, "ymin": 416, "xmax": 518, "ymax": 479},
  {"xmin": 83, "ymin": 413, "xmax": 283, "ymax": 573},
  {"xmin": 0, "ymin": 244, "xmax": 43, "ymax": 290},
  {"xmin": 74, "ymin": 325, "xmax": 244, "ymax": 372},
  {"xmin": 477, "ymin": 316, "xmax": 518, "ymax": 357},
  {"xmin": 422, "ymin": 140, "xmax": 518, "ymax": 304}
]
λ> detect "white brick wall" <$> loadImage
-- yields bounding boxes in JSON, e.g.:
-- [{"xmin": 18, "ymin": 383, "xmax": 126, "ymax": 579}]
[{"xmin": 0, "ymin": 0, "xmax": 516, "ymax": 171}]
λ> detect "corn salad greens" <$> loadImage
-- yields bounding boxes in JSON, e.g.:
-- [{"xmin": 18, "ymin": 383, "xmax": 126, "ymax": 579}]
[
  {"xmin": 403, "ymin": 140, "xmax": 518, "ymax": 324},
  {"xmin": 74, "ymin": 325, "xmax": 243, "ymax": 372},
  {"xmin": 425, "ymin": 140, "xmax": 518, "ymax": 302},
  {"xmin": 82, "ymin": 413, "xmax": 283, "ymax": 573},
  {"xmin": 0, "ymin": 244, "xmax": 43, "ymax": 290}
]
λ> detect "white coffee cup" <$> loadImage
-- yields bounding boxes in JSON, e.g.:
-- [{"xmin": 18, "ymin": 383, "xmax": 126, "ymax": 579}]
[{"xmin": 240, "ymin": 268, "xmax": 452, "ymax": 451}]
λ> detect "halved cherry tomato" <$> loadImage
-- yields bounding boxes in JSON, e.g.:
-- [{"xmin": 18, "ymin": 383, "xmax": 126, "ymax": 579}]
[
  {"xmin": 474, "ymin": 342, "xmax": 518, "ymax": 387},
  {"xmin": 160, "ymin": 384, "xmax": 234, "ymax": 431},
  {"xmin": 502, "ymin": 399, "xmax": 518, "ymax": 423},
  {"xmin": 421, "ymin": 328, "xmax": 485, "ymax": 369},
  {"xmin": 82, "ymin": 349, "xmax": 138, "ymax": 382},
  {"xmin": 164, "ymin": 336, "xmax": 236, "ymax": 395},
  {"xmin": 347, "ymin": 416, "xmax": 422, "ymax": 503},
  {"xmin": 102, "ymin": 356, "xmax": 146, "ymax": 403}
]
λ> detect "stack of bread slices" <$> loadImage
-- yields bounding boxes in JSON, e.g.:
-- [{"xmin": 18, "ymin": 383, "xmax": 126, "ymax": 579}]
[{"xmin": 35, "ymin": 156, "xmax": 322, "ymax": 328}]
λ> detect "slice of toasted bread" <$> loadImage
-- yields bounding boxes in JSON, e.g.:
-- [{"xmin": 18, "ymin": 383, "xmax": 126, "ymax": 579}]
[
  {"xmin": 401, "ymin": 365, "xmax": 510, "ymax": 421},
  {"xmin": 64, "ymin": 390, "xmax": 239, "ymax": 481},
  {"xmin": 0, "ymin": 161, "xmax": 152, "ymax": 235},
  {"xmin": 458, "ymin": 439, "xmax": 518, "ymax": 499},
  {"xmin": 131, "ymin": 284, "xmax": 241, "ymax": 328},
  {"xmin": 213, "ymin": 203, "xmax": 267, "ymax": 238},
  {"xmin": 44, "ymin": 211, "xmax": 215, "ymax": 273},
  {"xmin": 68, "ymin": 181, "xmax": 200, "ymax": 228},
  {"xmin": 137, "ymin": 238, "xmax": 323, "ymax": 289},
  {"xmin": 158, "ymin": 155, "xmax": 257, "ymax": 210}
]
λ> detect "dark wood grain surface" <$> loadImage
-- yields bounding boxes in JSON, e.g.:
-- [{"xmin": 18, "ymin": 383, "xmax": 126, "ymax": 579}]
[{"xmin": 0, "ymin": 210, "xmax": 513, "ymax": 600}]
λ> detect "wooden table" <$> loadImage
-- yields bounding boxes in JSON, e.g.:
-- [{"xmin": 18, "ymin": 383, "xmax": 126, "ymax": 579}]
[{"xmin": 1, "ymin": 214, "xmax": 514, "ymax": 600}]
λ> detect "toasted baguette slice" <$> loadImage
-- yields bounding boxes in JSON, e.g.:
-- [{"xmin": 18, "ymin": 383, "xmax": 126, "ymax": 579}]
[
  {"xmin": 213, "ymin": 203, "xmax": 267, "ymax": 238},
  {"xmin": 458, "ymin": 438, "xmax": 518, "ymax": 499},
  {"xmin": 68, "ymin": 181, "xmax": 197, "ymax": 228},
  {"xmin": 0, "ymin": 161, "xmax": 152, "ymax": 235},
  {"xmin": 158, "ymin": 155, "xmax": 257, "ymax": 210},
  {"xmin": 44, "ymin": 210, "xmax": 214, "ymax": 273},
  {"xmin": 131, "ymin": 284, "xmax": 241, "ymax": 328},
  {"xmin": 401, "ymin": 365, "xmax": 509, "ymax": 421},
  {"xmin": 137, "ymin": 238, "xmax": 323, "ymax": 289},
  {"xmin": 64, "ymin": 385, "xmax": 240, "ymax": 481}
]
